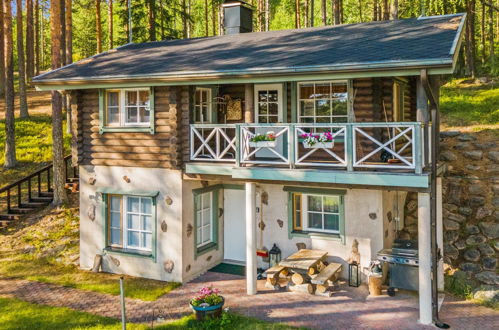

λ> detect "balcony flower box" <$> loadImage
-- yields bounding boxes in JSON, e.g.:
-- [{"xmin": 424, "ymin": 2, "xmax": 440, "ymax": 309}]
[
  {"xmin": 189, "ymin": 286, "xmax": 225, "ymax": 321},
  {"xmin": 249, "ymin": 140, "xmax": 277, "ymax": 148},
  {"xmin": 249, "ymin": 131, "xmax": 276, "ymax": 148},
  {"xmin": 303, "ymin": 141, "xmax": 334, "ymax": 149}
]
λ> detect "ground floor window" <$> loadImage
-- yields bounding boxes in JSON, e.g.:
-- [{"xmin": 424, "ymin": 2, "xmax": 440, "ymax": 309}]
[
  {"xmin": 290, "ymin": 190, "xmax": 344, "ymax": 236},
  {"xmin": 193, "ymin": 186, "xmax": 220, "ymax": 257},
  {"xmin": 106, "ymin": 194, "xmax": 154, "ymax": 252}
]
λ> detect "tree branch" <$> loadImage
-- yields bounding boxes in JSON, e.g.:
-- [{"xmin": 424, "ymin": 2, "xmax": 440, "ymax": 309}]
[{"xmin": 482, "ymin": 0, "xmax": 499, "ymax": 12}]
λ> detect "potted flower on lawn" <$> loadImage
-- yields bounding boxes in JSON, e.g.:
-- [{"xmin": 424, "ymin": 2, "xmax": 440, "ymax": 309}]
[
  {"xmin": 301, "ymin": 132, "xmax": 335, "ymax": 149},
  {"xmin": 189, "ymin": 286, "xmax": 225, "ymax": 320},
  {"xmin": 248, "ymin": 131, "xmax": 277, "ymax": 148}
]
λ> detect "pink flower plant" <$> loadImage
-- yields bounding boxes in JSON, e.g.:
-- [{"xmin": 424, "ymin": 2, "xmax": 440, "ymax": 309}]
[{"xmin": 190, "ymin": 285, "xmax": 224, "ymax": 307}]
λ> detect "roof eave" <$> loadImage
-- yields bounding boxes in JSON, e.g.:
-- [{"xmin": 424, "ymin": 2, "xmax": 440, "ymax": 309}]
[{"xmin": 33, "ymin": 59, "xmax": 454, "ymax": 91}]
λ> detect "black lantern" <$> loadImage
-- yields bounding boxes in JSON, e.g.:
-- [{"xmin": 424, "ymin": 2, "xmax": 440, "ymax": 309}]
[
  {"xmin": 349, "ymin": 262, "xmax": 360, "ymax": 287},
  {"xmin": 269, "ymin": 244, "xmax": 281, "ymax": 268}
]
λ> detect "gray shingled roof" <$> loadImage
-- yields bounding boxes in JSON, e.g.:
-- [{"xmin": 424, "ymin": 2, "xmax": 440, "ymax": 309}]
[{"xmin": 33, "ymin": 14, "xmax": 465, "ymax": 84}]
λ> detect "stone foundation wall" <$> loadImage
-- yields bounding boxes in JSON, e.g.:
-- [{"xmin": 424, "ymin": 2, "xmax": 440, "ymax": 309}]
[{"xmin": 439, "ymin": 130, "xmax": 498, "ymax": 288}]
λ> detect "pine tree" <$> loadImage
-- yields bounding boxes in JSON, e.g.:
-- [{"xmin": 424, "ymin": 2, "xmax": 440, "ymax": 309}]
[
  {"xmin": 109, "ymin": 0, "xmax": 113, "ymax": 48},
  {"xmin": 3, "ymin": 0, "xmax": 16, "ymax": 168},
  {"xmin": 26, "ymin": 0, "xmax": 35, "ymax": 81},
  {"xmin": 0, "ymin": 0, "xmax": 4, "ymax": 98},
  {"xmin": 96, "ymin": 0, "xmax": 102, "ymax": 52},
  {"xmin": 148, "ymin": 0, "xmax": 156, "ymax": 41},
  {"xmin": 50, "ymin": 0, "xmax": 68, "ymax": 205},
  {"xmin": 16, "ymin": 0, "xmax": 29, "ymax": 118},
  {"xmin": 35, "ymin": 0, "xmax": 40, "ymax": 75}
]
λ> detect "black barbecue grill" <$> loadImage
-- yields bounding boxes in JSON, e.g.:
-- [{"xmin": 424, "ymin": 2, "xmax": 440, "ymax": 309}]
[{"xmin": 377, "ymin": 239, "xmax": 419, "ymax": 295}]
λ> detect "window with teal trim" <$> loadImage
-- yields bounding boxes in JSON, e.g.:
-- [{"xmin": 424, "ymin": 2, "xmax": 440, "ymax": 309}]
[
  {"xmin": 104, "ymin": 194, "xmax": 156, "ymax": 257},
  {"xmin": 290, "ymin": 192, "xmax": 344, "ymax": 238}
]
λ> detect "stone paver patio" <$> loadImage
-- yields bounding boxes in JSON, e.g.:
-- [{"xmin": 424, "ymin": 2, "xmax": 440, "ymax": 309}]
[{"xmin": 0, "ymin": 272, "xmax": 497, "ymax": 329}]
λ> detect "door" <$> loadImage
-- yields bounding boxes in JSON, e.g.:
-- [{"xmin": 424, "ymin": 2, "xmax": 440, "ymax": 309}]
[
  {"xmin": 254, "ymin": 84, "xmax": 284, "ymax": 158},
  {"xmin": 223, "ymin": 189, "xmax": 246, "ymax": 263}
]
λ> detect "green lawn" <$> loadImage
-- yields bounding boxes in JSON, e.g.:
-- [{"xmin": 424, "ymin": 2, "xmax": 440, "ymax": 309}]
[
  {"xmin": 0, "ymin": 297, "xmax": 297, "ymax": 330},
  {"xmin": 0, "ymin": 114, "xmax": 71, "ymax": 187},
  {"xmin": 440, "ymin": 79, "xmax": 499, "ymax": 127}
]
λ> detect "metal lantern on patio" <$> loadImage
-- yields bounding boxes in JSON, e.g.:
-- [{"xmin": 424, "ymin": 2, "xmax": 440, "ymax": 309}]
[
  {"xmin": 349, "ymin": 262, "xmax": 360, "ymax": 287},
  {"xmin": 269, "ymin": 244, "xmax": 281, "ymax": 268}
]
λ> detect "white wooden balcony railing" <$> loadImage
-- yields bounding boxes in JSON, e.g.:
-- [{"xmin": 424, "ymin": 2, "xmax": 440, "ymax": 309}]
[{"xmin": 189, "ymin": 122, "xmax": 425, "ymax": 174}]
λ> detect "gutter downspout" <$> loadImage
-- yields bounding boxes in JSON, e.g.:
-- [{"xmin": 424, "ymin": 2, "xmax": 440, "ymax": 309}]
[{"xmin": 420, "ymin": 69, "xmax": 449, "ymax": 329}]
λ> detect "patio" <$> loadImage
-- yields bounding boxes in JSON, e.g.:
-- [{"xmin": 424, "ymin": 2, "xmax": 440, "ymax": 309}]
[{"xmin": 162, "ymin": 271, "xmax": 497, "ymax": 329}]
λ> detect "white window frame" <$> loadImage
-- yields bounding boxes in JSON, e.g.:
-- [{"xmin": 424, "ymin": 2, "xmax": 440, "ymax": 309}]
[
  {"xmin": 195, "ymin": 191, "xmax": 213, "ymax": 248},
  {"xmin": 393, "ymin": 81, "xmax": 405, "ymax": 122},
  {"xmin": 297, "ymin": 80, "xmax": 350, "ymax": 123},
  {"xmin": 105, "ymin": 88, "xmax": 151, "ymax": 127},
  {"xmin": 194, "ymin": 87, "xmax": 212, "ymax": 123},
  {"xmin": 254, "ymin": 83, "xmax": 284, "ymax": 123},
  {"xmin": 302, "ymin": 194, "xmax": 341, "ymax": 234},
  {"xmin": 108, "ymin": 195, "xmax": 153, "ymax": 252}
]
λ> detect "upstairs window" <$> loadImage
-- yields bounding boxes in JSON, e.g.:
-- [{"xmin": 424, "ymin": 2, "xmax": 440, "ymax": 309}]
[
  {"xmin": 194, "ymin": 88, "xmax": 212, "ymax": 123},
  {"xmin": 298, "ymin": 81, "xmax": 349, "ymax": 123},
  {"xmin": 101, "ymin": 88, "xmax": 154, "ymax": 133},
  {"xmin": 393, "ymin": 81, "xmax": 406, "ymax": 122}
]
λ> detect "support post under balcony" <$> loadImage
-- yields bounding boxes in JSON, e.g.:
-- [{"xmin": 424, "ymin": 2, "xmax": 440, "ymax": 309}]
[
  {"xmin": 346, "ymin": 124, "xmax": 354, "ymax": 171},
  {"xmin": 245, "ymin": 182, "xmax": 257, "ymax": 295}
]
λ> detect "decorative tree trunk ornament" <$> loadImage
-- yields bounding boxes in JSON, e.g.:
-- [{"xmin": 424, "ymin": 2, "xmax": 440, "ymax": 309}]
[
  {"xmin": 165, "ymin": 196, "xmax": 173, "ymax": 205},
  {"xmin": 88, "ymin": 177, "xmax": 96, "ymax": 185},
  {"xmin": 369, "ymin": 212, "xmax": 377, "ymax": 220},
  {"xmin": 258, "ymin": 221, "xmax": 266, "ymax": 231},
  {"xmin": 277, "ymin": 219, "xmax": 284, "ymax": 228},
  {"xmin": 186, "ymin": 223, "xmax": 193, "ymax": 237},
  {"xmin": 122, "ymin": 176, "xmax": 130, "ymax": 183},
  {"xmin": 185, "ymin": 264, "xmax": 191, "ymax": 273},
  {"xmin": 109, "ymin": 255, "xmax": 120, "ymax": 266},
  {"xmin": 261, "ymin": 191, "xmax": 269, "ymax": 205},
  {"xmin": 164, "ymin": 260, "xmax": 174, "ymax": 273},
  {"xmin": 161, "ymin": 220, "xmax": 168, "ymax": 232},
  {"xmin": 206, "ymin": 255, "xmax": 212, "ymax": 262}
]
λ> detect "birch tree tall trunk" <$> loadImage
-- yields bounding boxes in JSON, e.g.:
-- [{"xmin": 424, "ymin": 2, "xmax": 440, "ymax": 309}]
[
  {"xmin": 4, "ymin": 0, "xmax": 16, "ymax": 168},
  {"xmin": 148, "ymin": 0, "xmax": 156, "ymax": 41},
  {"xmin": 96, "ymin": 0, "xmax": 102, "ymax": 53},
  {"xmin": 304, "ymin": 0, "xmax": 309, "ymax": 27},
  {"xmin": 35, "ymin": 0, "xmax": 40, "ymax": 75},
  {"xmin": 16, "ymin": 0, "xmax": 29, "ymax": 118},
  {"xmin": 382, "ymin": 0, "xmax": 389, "ymax": 20},
  {"xmin": 321, "ymin": 0, "xmax": 327, "ymax": 25},
  {"xmin": 390, "ymin": 0, "xmax": 398, "ymax": 20},
  {"xmin": 26, "ymin": 0, "xmax": 35, "ymax": 81},
  {"xmin": 108, "ymin": 0, "xmax": 113, "ymax": 48},
  {"xmin": 0, "ymin": 0, "xmax": 5, "ymax": 98},
  {"xmin": 50, "ymin": 0, "xmax": 68, "ymax": 205}
]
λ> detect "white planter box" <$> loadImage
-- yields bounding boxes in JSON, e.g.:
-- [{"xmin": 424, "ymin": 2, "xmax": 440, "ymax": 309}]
[
  {"xmin": 249, "ymin": 141, "xmax": 277, "ymax": 148},
  {"xmin": 302, "ymin": 141, "xmax": 334, "ymax": 149}
]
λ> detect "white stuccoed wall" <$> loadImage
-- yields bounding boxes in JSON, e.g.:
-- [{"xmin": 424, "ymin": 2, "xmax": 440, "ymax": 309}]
[{"xmin": 79, "ymin": 165, "xmax": 184, "ymax": 282}]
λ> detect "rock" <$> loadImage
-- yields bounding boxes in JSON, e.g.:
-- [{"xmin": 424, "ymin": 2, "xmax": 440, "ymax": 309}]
[
  {"xmin": 473, "ymin": 141, "xmax": 497, "ymax": 149},
  {"xmin": 466, "ymin": 164, "xmax": 481, "ymax": 171},
  {"xmin": 444, "ymin": 219, "xmax": 460, "ymax": 231},
  {"xmin": 458, "ymin": 134, "xmax": 476, "ymax": 142},
  {"xmin": 463, "ymin": 150, "xmax": 483, "ymax": 160},
  {"xmin": 458, "ymin": 207, "xmax": 473, "ymax": 216},
  {"xmin": 444, "ymin": 203, "xmax": 458, "ymax": 212},
  {"xmin": 447, "ymin": 182, "xmax": 462, "ymax": 204},
  {"xmin": 466, "ymin": 235, "xmax": 487, "ymax": 245},
  {"xmin": 406, "ymin": 200, "xmax": 418, "ymax": 213},
  {"xmin": 488, "ymin": 151, "xmax": 499, "ymax": 162},
  {"xmin": 455, "ymin": 239, "xmax": 467, "ymax": 250},
  {"xmin": 475, "ymin": 271, "xmax": 499, "ymax": 285},
  {"xmin": 494, "ymin": 241, "xmax": 499, "ymax": 251},
  {"xmin": 476, "ymin": 207, "xmax": 493, "ymax": 220},
  {"xmin": 492, "ymin": 197, "xmax": 499, "ymax": 207},
  {"xmin": 440, "ymin": 150, "xmax": 457, "ymax": 161},
  {"xmin": 468, "ymin": 184, "xmax": 486, "ymax": 196},
  {"xmin": 405, "ymin": 215, "xmax": 417, "ymax": 226},
  {"xmin": 465, "ymin": 224, "xmax": 480, "ymax": 235},
  {"xmin": 479, "ymin": 222, "xmax": 499, "ymax": 239},
  {"xmin": 469, "ymin": 196, "xmax": 485, "ymax": 207},
  {"xmin": 494, "ymin": 211, "xmax": 499, "ymax": 222},
  {"xmin": 440, "ymin": 131, "xmax": 460, "ymax": 138},
  {"xmin": 454, "ymin": 142, "xmax": 470, "ymax": 150},
  {"xmin": 493, "ymin": 184, "xmax": 499, "ymax": 194},
  {"xmin": 460, "ymin": 262, "xmax": 482, "ymax": 273},
  {"xmin": 444, "ymin": 244, "xmax": 459, "ymax": 259},
  {"xmin": 478, "ymin": 243, "xmax": 496, "ymax": 257},
  {"xmin": 482, "ymin": 257, "xmax": 497, "ymax": 271},
  {"xmin": 447, "ymin": 212, "xmax": 466, "ymax": 223},
  {"xmin": 444, "ymin": 231, "xmax": 459, "ymax": 243},
  {"xmin": 463, "ymin": 248, "xmax": 481, "ymax": 262},
  {"xmin": 486, "ymin": 164, "xmax": 499, "ymax": 174},
  {"xmin": 473, "ymin": 286, "xmax": 499, "ymax": 303}
]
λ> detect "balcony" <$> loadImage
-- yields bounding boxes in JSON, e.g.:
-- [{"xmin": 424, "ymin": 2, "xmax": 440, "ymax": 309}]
[{"xmin": 189, "ymin": 122, "xmax": 428, "ymax": 176}]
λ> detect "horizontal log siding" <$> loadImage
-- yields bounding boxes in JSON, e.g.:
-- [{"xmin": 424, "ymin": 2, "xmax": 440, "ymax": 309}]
[{"xmin": 77, "ymin": 87, "xmax": 189, "ymax": 169}]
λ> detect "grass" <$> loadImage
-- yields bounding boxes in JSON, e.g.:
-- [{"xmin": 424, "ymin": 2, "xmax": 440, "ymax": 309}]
[
  {"xmin": 0, "ymin": 205, "xmax": 180, "ymax": 301},
  {"xmin": 440, "ymin": 78, "xmax": 499, "ymax": 127},
  {"xmin": 0, "ymin": 114, "xmax": 71, "ymax": 187},
  {"xmin": 0, "ymin": 297, "xmax": 297, "ymax": 330}
]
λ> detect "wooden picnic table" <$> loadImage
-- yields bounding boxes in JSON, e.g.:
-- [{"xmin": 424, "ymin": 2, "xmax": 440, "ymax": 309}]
[{"xmin": 279, "ymin": 249, "xmax": 328, "ymax": 271}]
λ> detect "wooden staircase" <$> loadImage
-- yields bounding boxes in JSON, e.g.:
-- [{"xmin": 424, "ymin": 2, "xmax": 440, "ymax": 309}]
[{"xmin": 0, "ymin": 156, "xmax": 78, "ymax": 227}]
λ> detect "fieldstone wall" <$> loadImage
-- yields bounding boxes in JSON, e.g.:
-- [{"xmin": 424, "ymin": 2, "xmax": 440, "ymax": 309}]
[{"xmin": 402, "ymin": 129, "xmax": 498, "ymax": 292}]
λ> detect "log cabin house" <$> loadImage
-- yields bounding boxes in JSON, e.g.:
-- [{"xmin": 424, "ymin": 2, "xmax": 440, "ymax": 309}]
[{"xmin": 33, "ymin": 1, "xmax": 465, "ymax": 325}]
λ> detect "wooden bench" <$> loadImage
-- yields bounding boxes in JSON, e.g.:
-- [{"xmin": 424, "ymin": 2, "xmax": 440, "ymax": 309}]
[
  {"xmin": 264, "ymin": 265, "xmax": 288, "ymax": 288},
  {"xmin": 311, "ymin": 263, "xmax": 342, "ymax": 295}
]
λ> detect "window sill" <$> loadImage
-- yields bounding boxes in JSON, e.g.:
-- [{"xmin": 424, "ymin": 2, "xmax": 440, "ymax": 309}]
[
  {"xmin": 290, "ymin": 230, "xmax": 342, "ymax": 242},
  {"xmin": 104, "ymin": 247, "xmax": 155, "ymax": 260},
  {"xmin": 195, "ymin": 242, "xmax": 217, "ymax": 258},
  {"xmin": 100, "ymin": 126, "xmax": 154, "ymax": 134}
]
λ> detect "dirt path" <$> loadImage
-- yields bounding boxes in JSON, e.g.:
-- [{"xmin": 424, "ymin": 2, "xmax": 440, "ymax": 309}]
[{"xmin": 0, "ymin": 90, "xmax": 52, "ymax": 120}]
